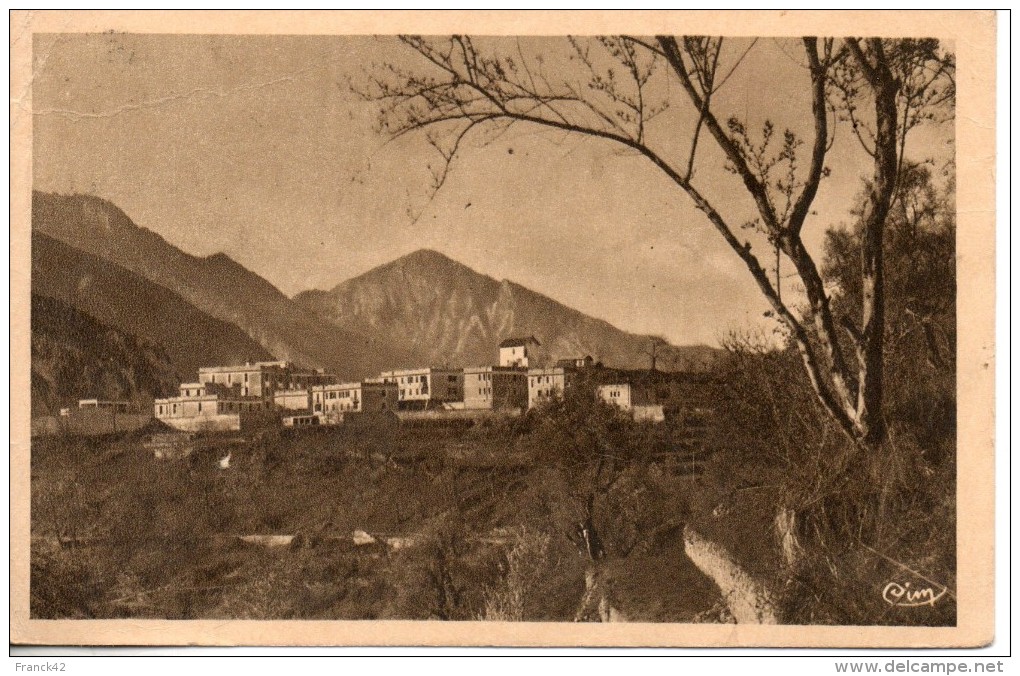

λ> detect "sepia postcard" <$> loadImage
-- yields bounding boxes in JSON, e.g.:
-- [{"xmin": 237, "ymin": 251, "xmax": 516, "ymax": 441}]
[{"xmin": 9, "ymin": 10, "xmax": 997, "ymax": 648}]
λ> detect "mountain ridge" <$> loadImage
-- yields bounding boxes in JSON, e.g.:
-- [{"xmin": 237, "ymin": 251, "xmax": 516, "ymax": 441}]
[
  {"xmin": 32, "ymin": 191, "xmax": 413, "ymax": 379},
  {"xmin": 32, "ymin": 230, "xmax": 274, "ymax": 381},
  {"xmin": 32, "ymin": 191, "xmax": 717, "ymax": 379},
  {"xmin": 31, "ymin": 293, "xmax": 179, "ymax": 415},
  {"xmin": 296, "ymin": 247, "xmax": 719, "ymax": 371}
]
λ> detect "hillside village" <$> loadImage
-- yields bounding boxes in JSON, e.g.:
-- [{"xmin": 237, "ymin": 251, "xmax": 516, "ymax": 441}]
[
  {"xmin": 29, "ymin": 192, "xmax": 721, "ymax": 443},
  {"xmin": 41, "ymin": 336, "xmax": 707, "ymax": 438}
]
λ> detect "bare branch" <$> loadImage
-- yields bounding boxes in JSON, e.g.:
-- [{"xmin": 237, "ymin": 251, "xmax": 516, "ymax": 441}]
[
  {"xmin": 368, "ymin": 34, "xmax": 954, "ymax": 448},
  {"xmin": 787, "ymin": 37, "xmax": 829, "ymax": 238}
]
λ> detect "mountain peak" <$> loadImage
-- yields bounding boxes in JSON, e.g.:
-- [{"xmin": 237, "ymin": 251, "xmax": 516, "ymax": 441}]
[
  {"xmin": 203, "ymin": 251, "xmax": 243, "ymax": 268},
  {"xmin": 298, "ymin": 248, "xmax": 720, "ymax": 371},
  {"xmin": 395, "ymin": 248, "xmax": 469, "ymax": 271},
  {"xmin": 33, "ymin": 190, "xmax": 138, "ymax": 236},
  {"xmin": 32, "ymin": 191, "xmax": 412, "ymax": 379},
  {"xmin": 344, "ymin": 248, "xmax": 489, "ymax": 288}
]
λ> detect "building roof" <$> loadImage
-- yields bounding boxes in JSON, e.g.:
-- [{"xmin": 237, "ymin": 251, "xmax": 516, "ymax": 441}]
[
  {"xmin": 464, "ymin": 365, "xmax": 528, "ymax": 373},
  {"xmin": 314, "ymin": 380, "xmax": 396, "ymax": 391},
  {"xmin": 198, "ymin": 360, "xmax": 294, "ymax": 374},
  {"xmin": 555, "ymin": 356, "xmax": 594, "ymax": 368},
  {"xmin": 527, "ymin": 367, "xmax": 569, "ymax": 375},
  {"xmin": 380, "ymin": 367, "xmax": 460, "ymax": 376},
  {"xmin": 499, "ymin": 335, "xmax": 541, "ymax": 348}
]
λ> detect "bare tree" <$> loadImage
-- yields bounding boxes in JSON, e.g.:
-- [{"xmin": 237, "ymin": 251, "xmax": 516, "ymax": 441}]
[
  {"xmin": 367, "ymin": 36, "xmax": 953, "ymax": 450},
  {"xmin": 643, "ymin": 336, "xmax": 670, "ymax": 372}
]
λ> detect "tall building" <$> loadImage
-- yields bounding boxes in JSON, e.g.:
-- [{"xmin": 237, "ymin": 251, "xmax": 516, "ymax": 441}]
[
  {"xmin": 312, "ymin": 379, "xmax": 398, "ymax": 421},
  {"xmin": 498, "ymin": 336, "xmax": 541, "ymax": 368},
  {"xmin": 463, "ymin": 366, "xmax": 528, "ymax": 410},
  {"xmin": 198, "ymin": 361, "xmax": 336, "ymax": 399},
  {"xmin": 380, "ymin": 367, "xmax": 463, "ymax": 409}
]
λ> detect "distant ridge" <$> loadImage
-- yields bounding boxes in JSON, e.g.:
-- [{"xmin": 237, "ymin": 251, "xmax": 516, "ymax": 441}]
[
  {"xmin": 296, "ymin": 248, "xmax": 720, "ymax": 371},
  {"xmin": 32, "ymin": 191, "xmax": 414, "ymax": 379},
  {"xmin": 32, "ymin": 230, "xmax": 274, "ymax": 381}
]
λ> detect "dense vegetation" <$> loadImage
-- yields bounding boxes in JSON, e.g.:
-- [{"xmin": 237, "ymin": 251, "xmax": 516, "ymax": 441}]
[
  {"xmin": 692, "ymin": 163, "xmax": 957, "ymax": 626},
  {"xmin": 31, "ymin": 403, "xmax": 719, "ymax": 621}
]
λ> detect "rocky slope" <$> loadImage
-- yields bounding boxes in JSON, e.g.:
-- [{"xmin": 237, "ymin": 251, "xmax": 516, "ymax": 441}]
[
  {"xmin": 31, "ymin": 293, "xmax": 179, "ymax": 415},
  {"xmin": 32, "ymin": 231, "xmax": 273, "ymax": 381},
  {"xmin": 296, "ymin": 249, "xmax": 719, "ymax": 370},
  {"xmin": 32, "ymin": 192, "xmax": 410, "ymax": 379}
]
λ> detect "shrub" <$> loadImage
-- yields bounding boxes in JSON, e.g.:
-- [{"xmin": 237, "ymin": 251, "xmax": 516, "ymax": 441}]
[{"xmin": 698, "ymin": 330, "xmax": 956, "ymax": 625}]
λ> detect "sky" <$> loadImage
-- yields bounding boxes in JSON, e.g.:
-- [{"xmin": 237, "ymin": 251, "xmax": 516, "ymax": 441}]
[{"xmin": 30, "ymin": 34, "xmax": 954, "ymax": 347}]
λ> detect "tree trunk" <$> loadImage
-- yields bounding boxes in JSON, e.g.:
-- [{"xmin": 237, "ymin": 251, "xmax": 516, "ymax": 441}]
[
  {"xmin": 572, "ymin": 494, "xmax": 610, "ymax": 621},
  {"xmin": 850, "ymin": 39, "xmax": 900, "ymax": 447}
]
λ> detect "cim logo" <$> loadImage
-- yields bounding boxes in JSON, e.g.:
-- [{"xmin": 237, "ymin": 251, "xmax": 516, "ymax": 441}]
[{"xmin": 881, "ymin": 581, "xmax": 948, "ymax": 608}]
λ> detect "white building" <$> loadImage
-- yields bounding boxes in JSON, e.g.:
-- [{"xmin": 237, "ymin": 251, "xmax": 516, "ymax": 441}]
[
  {"xmin": 527, "ymin": 366, "xmax": 574, "ymax": 409},
  {"xmin": 499, "ymin": 336, "xmax": 541, "ymax": 368},
  {"xmin": 597, "ymin": 383, "xmax": 636, "ymax": 409},
  {"xmin": 77, "ymin": 399, "xmax": 135, "ymax": 413},
  {"xmin": 380, "ymin": 368, "xmax": 463, "ymax": 409},
  {"xmin": 198, "ymin": 361, "xmax": 337, "ymax": 400},
  {"xmin": 273, "ymin": 389, "xmax": 311, "ymax": 411},
  {"xmin": 597, "ymin": 383, "xmax": 666, "ymax": 422},
  {"xmin": 463, "ymin": 366, "xmax": 528, "ymax": 410},
  {"xmin": 312, "ymin": 379, "xmax": 398, "ymax": 421},
  {"xmin": 154, "ymin": 382, "xmax": 270, "ymax": 432}
]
